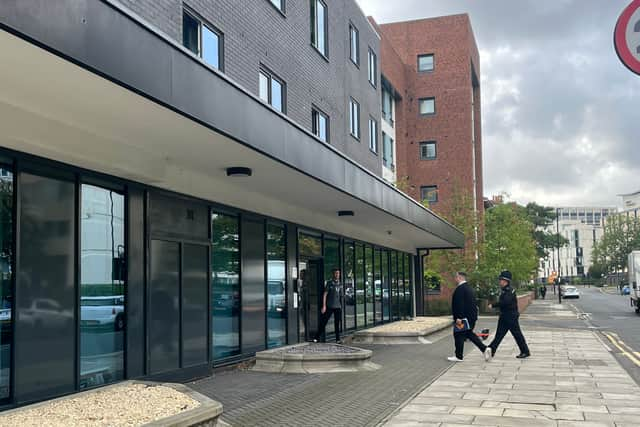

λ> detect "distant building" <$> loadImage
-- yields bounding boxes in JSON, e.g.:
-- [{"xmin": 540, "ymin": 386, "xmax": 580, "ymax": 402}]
[
  {"xmin": 619, "ymin": 191, "xmax": 640, "ymax": 217},
  {"xmin": 539, "ymin": 207, "xmax": 616, "ymax": 279}
]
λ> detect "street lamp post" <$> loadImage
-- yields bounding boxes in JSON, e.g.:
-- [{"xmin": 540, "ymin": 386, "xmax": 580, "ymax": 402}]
[{"xmin": 557, "ymin": 207, "xmax": 562, "ymax": 304}]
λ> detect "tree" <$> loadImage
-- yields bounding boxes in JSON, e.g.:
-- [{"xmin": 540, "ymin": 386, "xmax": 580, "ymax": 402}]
[
  {"xmin": 521, "ymin": 202, "xmax": 568, "ymax": 259},
  {"xmin": 592, "ymin": 214, "xmax": 640, "ymax": 274},
  {"xmin": 475, "ymin": 203, "xmax": 538, "ymax": 297}
]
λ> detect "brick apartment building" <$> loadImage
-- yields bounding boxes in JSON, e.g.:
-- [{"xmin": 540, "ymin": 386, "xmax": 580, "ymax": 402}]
[{"xmin": 371, "ymin": 15, "xmax": 484, "ymax": 307}]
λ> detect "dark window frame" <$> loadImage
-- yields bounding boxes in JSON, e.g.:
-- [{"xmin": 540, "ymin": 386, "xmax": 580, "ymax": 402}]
[
  {"xmin": 419, "ymin": 141, "xmax": 437, "ymax": 160},
  {"xmin": 382, "ymin": 87, "xmax": 394, "ymax": 126},
  {"xmin": 420, "ymin": 185, "xmax": 438, "ymax": 203},
  {"xmin": 419, "ymin": 97, "xmax": 436, "ymax": 116},
  {"xmin": 311, "ymin": 106, "xmax": 330, "ymax": 143},
  {"xmin": 182, "ymin": 7, "xmax": 224, "ymax": 71},
  {"xmin": 349, "ymin": 23, "xmax": 360, "ymax": 67},
  {"xmin": 259, "ymin": 66, "xmax": 287, "ymax": 114},
  {"xmin": 417, "ymin": 53, "xmax": 435, "ymax": 73},
  {"xmin": 268, "ymin": 0, "xmax": 286, "ymax": 15},
  {"xmin": 382, "ymin": 132, "xmax": 394, "ymax": 170},
  {"xmin": 368, "ymin": 47, "xmax": 377, "ymax": 88},
  {"xmin": 349, "ymin": 98, "xmax": 361, "ymax": 140},
  {"xmin": 310, "ymin": 0, "xmax": 329, "ymax": 59},
  {"xmin": 368, "ymin": 116, "xmax": 378, "ymax": 154}
]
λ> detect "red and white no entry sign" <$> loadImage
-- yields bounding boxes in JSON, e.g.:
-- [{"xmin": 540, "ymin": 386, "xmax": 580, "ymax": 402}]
[{"xmin": 615, "ymin": 0, "xmax": 640, "ymax": 75}]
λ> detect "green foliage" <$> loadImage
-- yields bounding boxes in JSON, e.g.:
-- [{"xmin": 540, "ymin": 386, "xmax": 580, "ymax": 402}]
[
  {"xmin": 423, "ymin": 269, "xmax": 443, "ymax": 291},
  {"xmin": 592, "ymin": 215, "xmax": 640, "ymax": 273},
  {"xmin": 522, "ymin": 203, "xmax": 568, "ymax": 258},
  {"xmin": 81, "ymin": 283, "xmax": 125, "ymax": 297},
  {"xmin": 476, "ymin": 203, "xmax": 538, "ymax": 288}
]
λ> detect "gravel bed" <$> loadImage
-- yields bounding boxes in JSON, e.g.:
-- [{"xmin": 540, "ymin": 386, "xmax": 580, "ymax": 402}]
[
  {"xmin": 363, "ymin": 317, "xmax": 450, "ymax": 334},
  {"xmin": 0, "ymin": 383, "xmax": 200, "ymax": 427},
  {"xmin": 283, "ymin": 343, "xmax": 361, "ymax": 354}
]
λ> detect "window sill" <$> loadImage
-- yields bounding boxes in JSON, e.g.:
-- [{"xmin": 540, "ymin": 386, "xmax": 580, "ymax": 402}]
[
  {"xmin": 419, "ymin": 113, "xmax": 436, "ymax": 117},
  {"xmin": 369, "ymin": 149, "xmax": 378, "ymax": 156},
  {"xmin": 418, "ymin": 69, "xmax": 435, "ymax": 74},
  {"xmin": 420, "ymin": 157, "xmax": 437, "ymax": 161},
  {"xmin": 267, "ymin": 2, "xmax": 287, "ymax": 17},
  {"xmin": 311, "ymin": 44, "xmax": 330, "ymax": 63},
  {"xmin": 350, "ymin": 133, "xmax": 361, "ymax": 142},
  {"xmin": 350, "ymin": 58, "xmax": 360, "ymax": 68},
  {"xmin": 369, "ymin": 81, "xmax": 377, "ymax": 90}
]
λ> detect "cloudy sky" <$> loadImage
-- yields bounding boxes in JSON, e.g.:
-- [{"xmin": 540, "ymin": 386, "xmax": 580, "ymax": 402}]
[{"xmin": 357, "ymin": 0, "xmax": 639, "ymax": 208}]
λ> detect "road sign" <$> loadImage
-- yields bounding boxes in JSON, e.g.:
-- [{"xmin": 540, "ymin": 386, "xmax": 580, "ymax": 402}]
[{"xmin": 614, "ymin": 0, "xmax": 640, "ymax": 75}]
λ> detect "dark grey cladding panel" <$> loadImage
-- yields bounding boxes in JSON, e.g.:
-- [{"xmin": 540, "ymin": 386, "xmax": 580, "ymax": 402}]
[{"xmin": 0, "ymin": 0, "xmax": 464, "ymax": 249}]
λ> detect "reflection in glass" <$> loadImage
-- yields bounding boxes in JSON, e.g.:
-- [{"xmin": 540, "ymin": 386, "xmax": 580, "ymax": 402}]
[
  {"xmin": 212, "ymin": 213, "xmax": 240, "ymax": 360},
  {"xmin": 398, "ymin": 253, "xmax": 405, "ymax": 319},
  {"xmin": 80, "ymin": 184, "xmax": 125, "ymax": 389},
  {"xmin": 355, "ymin": 244, "xmax": 365, "ymax": 328},
  {"xmin": 404, "ymin": 254, "xmax": 412, "ymax": 319},
  {"xmin": 299, "ymin": 233, "xmax": 322, "ymax": 258},
  {"xmin": 391, "ymin": 251, "xmax": 398, "ymax": 320},
  {"xmin": 323, "ymin": 239, "xmax": 339, "ymax": 335},
  {"xmin": 381, "ymin": 249, "xmax": 390, "ymax": 322},
  {"xmin": 202, "ymin": 25, "xmax": 220, "ymax": 69},
  {"xmin": 343, "ymin": 242, "xmax": 356, "ymax": 331},
  {"xmin": 0, "ymin": 167, "xmax": 12, "ymax": 400},
  {"xmin": 267, "ymin": 224, "xmax": 286, "ymax": 349},
  {"xmin": 365, "ymin": 245, "xmax": 374, "ymax": 326},
  {"xmin": 374, "ymin": 248, "xmax": 382, "ymax": 324}
]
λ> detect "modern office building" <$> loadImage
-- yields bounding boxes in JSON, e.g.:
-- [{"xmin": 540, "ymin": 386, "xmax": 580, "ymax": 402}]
[
  {"xmin": 0, "ymin": 0, "xmax": 463, "ymax": 409},
  {"xmin": 539, "ymin": 207, "xmax": 616, "ymax": 279},
  {"xmin": 618, "ymin": 190, "xmax": 640, "ymax": 218}
]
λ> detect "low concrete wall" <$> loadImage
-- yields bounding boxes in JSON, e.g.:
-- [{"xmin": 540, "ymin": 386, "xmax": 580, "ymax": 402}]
[{"xmin": 517, "ymin": 291, "xmax": 535, "ymax": 313}]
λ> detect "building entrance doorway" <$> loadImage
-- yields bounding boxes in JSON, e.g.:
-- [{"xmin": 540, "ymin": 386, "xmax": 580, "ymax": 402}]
[{"xmin": 298, "ymin": 258, "xmax": 323, "ymax": 342}]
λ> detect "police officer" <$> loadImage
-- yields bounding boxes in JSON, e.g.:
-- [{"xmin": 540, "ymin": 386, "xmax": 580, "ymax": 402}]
[{"xmin": 485, "ymin": 271, "xmax": 531, "ymax": 359}]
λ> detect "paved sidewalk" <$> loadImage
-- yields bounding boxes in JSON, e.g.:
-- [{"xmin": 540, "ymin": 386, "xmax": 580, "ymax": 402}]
[{"xmin": 384, "ymin": 328, "xmax": 640, "ymax": 427}]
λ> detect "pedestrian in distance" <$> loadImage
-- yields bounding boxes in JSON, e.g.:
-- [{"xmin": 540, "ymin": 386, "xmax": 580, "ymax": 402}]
[
  {"xmin": 540, "ymin": 284, "xmax": 547, "ymax": 300},
  {"xmin": 448, "ymin": 271, "xmax": 489, "ymax": 362},
  {"xmin": 315, "ymin": 268, "xmax": 343, "ymax": 343},
  {"xmin": 485, "ymin": 271, "xmax": 531, "ymax": 360}
]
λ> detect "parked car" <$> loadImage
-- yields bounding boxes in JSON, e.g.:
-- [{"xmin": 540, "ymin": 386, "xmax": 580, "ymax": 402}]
[
  {"xmin": 562, "ymin": 286, "xmax": 580, "ymax": 299},
  {"xmin": 81, "ymin": 295, "xmax": 125, "ymax": 331}
]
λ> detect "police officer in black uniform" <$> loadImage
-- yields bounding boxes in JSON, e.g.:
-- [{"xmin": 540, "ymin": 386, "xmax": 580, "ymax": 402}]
[{"xmin": 486, "ymin": 271, "xmax": 531, "ymax": 359}]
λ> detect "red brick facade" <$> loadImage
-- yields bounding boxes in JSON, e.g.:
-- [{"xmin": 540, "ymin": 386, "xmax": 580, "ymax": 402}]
[{"xmin": 374, "ymin": 15, "xmax": 483, "ymax": 217}]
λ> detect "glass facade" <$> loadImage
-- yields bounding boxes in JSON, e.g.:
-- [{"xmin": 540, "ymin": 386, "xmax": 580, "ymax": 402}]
[
  {"xmin": 266, "ymin": 224, "xmax": 287, "ymax": 349},
  {"xmin": 323, "ymin": 238, "xmax": 339, "ymax": 335},
  {"xmin": 365, "ymin": 245, "xmax": 374, "ymax": 326},
  {"xmin": 0, "ymin": 167, "xmax": 12, "ymax": 401},
  {"xmin": 211, "ymin": 213, "xmax": 240, "ymax": 360},
  {"xmin": 404, "ymin": 254, "xmax": 412, "ymax": 318},
  {"xmin": 343, "ymin": 242, "xmax": 356, "ymax": 331},
  {"xmin": 391, "ymin": 251, "xmax": 399, "ymax": 320},
  {"xmin": 374, "ymin": 248, "xmax": 382, "ymax": 324},
  {"xmin": 381, "ymin": 249, "xmax": 390, "ymax": 322},
  {"xmin": 80, "ymin": 185, "xmax": 125, "ymax": 389},
  {"xmin": 355, "ymin": 243, "xmax": 365, "ymax": 328}
]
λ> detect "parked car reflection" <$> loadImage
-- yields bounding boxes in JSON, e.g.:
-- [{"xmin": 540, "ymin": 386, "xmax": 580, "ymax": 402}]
[
  {"xmin": 81, "ymin": 295, "xmax": 125, "ymax": 331},
  {"xmin": 22, "ymin": 298, "xmax": 74, "ymax": 329}
]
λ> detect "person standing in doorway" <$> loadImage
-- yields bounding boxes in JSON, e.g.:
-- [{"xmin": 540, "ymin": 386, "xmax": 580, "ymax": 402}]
[
  {"xmin": 486, "ymin": 271, "xmax": 531, "ymax": 359},
  {"xmin": 448, "ymin": 272, "xmax": 488, "ymax": 362},
  {"xmin": 315, "ymin": 268, "xmax": 343, "ymax": 343}
]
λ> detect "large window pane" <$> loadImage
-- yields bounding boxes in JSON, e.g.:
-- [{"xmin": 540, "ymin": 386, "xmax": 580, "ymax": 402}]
[
  {"xmin": 391, "ymin": 251, "xmax": 399, "ymax": 320},
  {"xmin": 0, "ymin": 167, "xmax": 12, "ymax": 400},
  {"xmin": 271, "ymin": 78, "xmax": 283, "ymax": 113},
  {"xmin": 316, "ymin": 1, "xmax": 326, "ymax": 55},
  {"xmin": 212, "ymin": 213, "xmax": 240, "ymax": 360},
  {"xmin": 365, "ymin": 245, "xmax": 374, "ymax": 326},
  {"xmin": 343, "ymin": 242, "xmax": 355, "ymax": 331},
  {"xmin": 266, "ymin": 224, "xmax": 287, "ymax": 349},
  {"xmin": 398, "ymin": 253, "xmax": 406, "ymax": 319},
  {"xmin": 259, "ymin": 72, "xmax": 269, "ymax": 103},
  {"xmin": 324, "ymin": 238, "xmax": 340, "ymax": 335},
  {"xmin": 381, "ymin": 249, "xmax": 390, "ymax": 322},
  {"xmin": 80, "ymin": 185, "xmax": 125, "ymax": 389},
  {"xmin": 182, "ymin": 12, "xmax": 199, "ymax": 55},
  {"xmin": 202, "ymin": 25, "xmax": 220, "ymax": 69},
  {"xmin": 374, "ymin": 248, "xmax": 382, "ymax": 324},
  {"xmin": 404, "ymin": 254, "xmax": 412, "ymax": 318},
  {"xmin": 355, "ymin": 243, "xmax": 365, "ymax": 328}
]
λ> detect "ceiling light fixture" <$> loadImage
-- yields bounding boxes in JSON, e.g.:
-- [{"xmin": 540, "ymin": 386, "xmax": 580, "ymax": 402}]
[
  {"xmin": 226, "ymin": 167, "xmax": 253, "ymax": 177},
  {"xmin": 338, "ymin": 210, "xmax": 355, "ymax": 217}
]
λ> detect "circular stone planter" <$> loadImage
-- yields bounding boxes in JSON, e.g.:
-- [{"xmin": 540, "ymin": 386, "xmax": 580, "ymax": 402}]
[{"xmin": 252, "ymin": 343, "xmax": 380, "ymax": 374}]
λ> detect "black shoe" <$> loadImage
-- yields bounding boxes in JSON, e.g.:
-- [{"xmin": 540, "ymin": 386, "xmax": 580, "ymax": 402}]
[{"xmin": 516, "ymin": 353, "xmax": 530, "ymax": 359}]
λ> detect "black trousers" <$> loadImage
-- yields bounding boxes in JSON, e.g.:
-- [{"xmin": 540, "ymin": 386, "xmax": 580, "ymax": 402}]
[
  {"xmin": 454, "ymin": 322, "xmax": 486, "ymax": 359},
  {"xmin": 489, "ymin": 314, "xmax": 530, "ymax": 355},
  {"xmin": 316, "ymin": 308, "xmax": 342, "ymax": 342}
]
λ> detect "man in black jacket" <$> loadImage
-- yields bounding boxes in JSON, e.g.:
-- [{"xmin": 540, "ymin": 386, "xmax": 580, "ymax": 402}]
[
  {"xmin": 448, "ymin": 272, "xmax": 488, "ymax": 362},
  {"xmin": 486, "ymin": 271, "xmax": 531, "ymax": 359}
]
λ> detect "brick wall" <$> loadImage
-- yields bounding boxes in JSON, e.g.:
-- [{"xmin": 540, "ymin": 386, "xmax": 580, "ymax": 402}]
[{"xmin": 114, "ymin": 0, "xmax": 383, "ymax": 176}]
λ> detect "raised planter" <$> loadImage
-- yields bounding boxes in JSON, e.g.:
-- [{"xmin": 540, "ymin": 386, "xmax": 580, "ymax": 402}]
[
  {"xmin": 351, "ymin": 317, "xmax": 451, "ymax": 345},
  {"xmin": 145, "ymin": 383, "xmax": 224, "ymax": 427},
  {"xmin": 252, "ymin": 343, "xmax": 380, "ymax": 374},
  {"xmin": 517, "ymin": 291, "xmax": 535, "ymax": 313}
]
